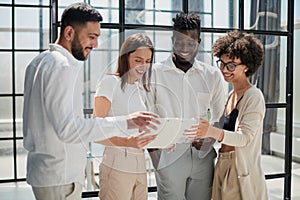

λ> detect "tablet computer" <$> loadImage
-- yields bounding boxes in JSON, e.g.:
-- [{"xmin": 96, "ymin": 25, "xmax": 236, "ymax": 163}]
[{"xmin": 144, "ymin": 118, "xmax": 197, "ymax": 148}]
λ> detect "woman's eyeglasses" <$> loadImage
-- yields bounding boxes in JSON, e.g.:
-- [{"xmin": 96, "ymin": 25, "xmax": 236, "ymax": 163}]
[{"xmin": 216, "ymin": 59, "xmax": 244, "ymax": 72}]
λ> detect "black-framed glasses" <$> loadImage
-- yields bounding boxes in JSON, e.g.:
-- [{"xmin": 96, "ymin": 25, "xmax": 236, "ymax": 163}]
[{"xmin": 216, "ymin": 59, "xmax": 244, "ymax": 72}]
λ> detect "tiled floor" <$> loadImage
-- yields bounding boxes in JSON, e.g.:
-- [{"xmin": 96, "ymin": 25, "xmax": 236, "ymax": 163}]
[{"xmin": 0, "ymin": 155, "xmax": 299, "ymax": 200}]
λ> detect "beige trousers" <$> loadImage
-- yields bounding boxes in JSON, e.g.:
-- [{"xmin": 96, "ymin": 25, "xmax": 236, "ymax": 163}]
[
  {"xmin": 32, "ymin": 182, "xmax": 82, "ymax": 200},
  {"xmin": 99, "ymin": 164, "xmax": 147, "ymax": 200},
  {"xmin": 212, "ymin": 151, "xmax": 241, "ymax": 200}
]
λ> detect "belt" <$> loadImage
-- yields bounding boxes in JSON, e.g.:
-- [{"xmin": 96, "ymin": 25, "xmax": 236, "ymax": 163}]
[{"xmin": 191, "ymin": 139, "xmax": 204, "ymax": 150}]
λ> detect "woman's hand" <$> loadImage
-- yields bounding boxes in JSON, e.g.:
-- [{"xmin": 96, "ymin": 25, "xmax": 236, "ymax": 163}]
[
  {"xmin": 127, "ymin": 111, "xmax": 160, "ymax": 131},
  {"xmin": 126, "ymin": 132, "xmax": 157, "ymax": 148},
  {"xmin": 184, "ymin": 118, "xmax": 224, "ymax": 142}
]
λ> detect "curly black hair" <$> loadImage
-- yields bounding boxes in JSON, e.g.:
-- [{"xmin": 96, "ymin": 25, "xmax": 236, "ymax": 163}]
[
  {"xmin": 172, "ymin": 12, "xmax": 201, "ymax": 37},
  {"xmin": 212, "ymin": 30, "xmax": 264, "ymax": 77}
]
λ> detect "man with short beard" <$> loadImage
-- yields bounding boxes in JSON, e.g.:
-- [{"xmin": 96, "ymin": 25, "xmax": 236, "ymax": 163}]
[
  {"xmin": 147, "ymin": 13, "xmax": 225, "ymax": 200},
  {"xmin": 23, "ymin": 3, "xmax": 158, "ymax": 200}
]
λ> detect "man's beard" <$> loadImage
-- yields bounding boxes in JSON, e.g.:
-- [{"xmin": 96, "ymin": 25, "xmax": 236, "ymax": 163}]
[{"xmin": 71, "ymin": 34, "xmax": 86, "ymax": 61}]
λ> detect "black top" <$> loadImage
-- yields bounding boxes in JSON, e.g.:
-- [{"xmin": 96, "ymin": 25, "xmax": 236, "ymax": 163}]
[{"xmin": 219, "ymin": 94, "xmax": 244, "ymax": 132}]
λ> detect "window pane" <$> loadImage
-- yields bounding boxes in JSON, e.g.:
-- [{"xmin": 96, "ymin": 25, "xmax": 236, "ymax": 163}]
[
  {"xmin": 59, "ymin": 0, "xmax": 80, "ymax": 6},
  {"xmin": 197, "ymin": 0, "xmax": 239, "ymax": 29},
  {"xmin": 15, "ymin": 7, "xmax": 50, "ymax": 49},
  {"xmin": 252, "ymin": 34, "xmax": 287, "ymax": 103},
  {"xmin": 98, "ymin": 9, "xmax": 119, "ymax": 23},
  {"xmin": 0, "ymin": 52, "xmax": 12, "ymax": 94},
  {"xmin": 199, "ymin": 32, "xmax": 217, "ymax": 65},
  {"xmin": 0, "ymin": 0, "xmax": 11, "ymax": 3},
  {"xmin": 0, "ymin": 7, "xmax": 12, "ymax": 49},
  {"xmin": 0, "ymin": 140, "xmax": 13, "ymax": 180},
  {"xmin": 17, "ymin": 140, "xmax": 27, "ymax": 178},
  {"xmin": 263, "ymin": 107, "xmax": 285, "ymax": 155},
  {"xmin": 15, "ymin": 52, "xmax": 39, "ymax": 93},
  {"xmin": 0, "ymin": 97, "xmax": 12, "ymax": 138},
  {"xmin": 125, "ymin": 0, "xmax": 182, "ymax": 25},
  {"xmin": 295, "ymin": 29, "xmax": 300, "ymax": 124},
  {"xmin": 189, "ymin": 0, "xmax": 216, "ymax": 28},
  {"xmin": 265, "ymin": 177, "xmax": 284, "ymax": 199},
  {"xmin": 125, "ymin": 29, "xmax": 173, "ymax": 62},
  {"xmin": 244, "ymin": 0, "xmax": 288, "ymax": 32},
  {"xmin": 16, "ymin": 97, "xmax": 23, "ymax": 138},
  {"xmin": 91, "ymin": 0, "xmax": 119, "ymax": 7},
  {"xmin": 92, "ymin": 0, "xmax": 119, "ymax": 23},
  {"xmin": 59, "ymin": 0, "xmax": 120, "ymax": 24},
  {"xmin": 14, "ymin": 0, "xmax": 49, "ymax": 6}
]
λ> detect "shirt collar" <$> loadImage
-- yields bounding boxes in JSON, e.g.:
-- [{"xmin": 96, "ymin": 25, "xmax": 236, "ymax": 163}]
[
  {"xmin": 161, "ymin": 53, "xmax": 203, "ymax": 73},
  {"xmin": 49, "ymin": 44, "xmax": 82, "ymax": 67}
]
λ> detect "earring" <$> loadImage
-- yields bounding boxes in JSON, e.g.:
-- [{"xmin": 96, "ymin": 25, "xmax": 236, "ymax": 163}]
[{"xmin": 244, "ymin": 69, "xmax": 248, "ymax": 72}]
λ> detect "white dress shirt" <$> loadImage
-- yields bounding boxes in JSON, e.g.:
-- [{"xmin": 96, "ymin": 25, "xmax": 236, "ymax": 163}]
[
  {"xmin": 23, "ymin": 44, "xmax": 127, "ymax": 187},
  {"xmin": 148, "ymin": 55, "xmax": 226, "ymax": 169}
]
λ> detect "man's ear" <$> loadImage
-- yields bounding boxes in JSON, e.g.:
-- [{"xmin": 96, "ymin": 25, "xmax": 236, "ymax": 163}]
[{"xmin": 64, "ymin": 25, "xmax": 75, "ymax": 41}]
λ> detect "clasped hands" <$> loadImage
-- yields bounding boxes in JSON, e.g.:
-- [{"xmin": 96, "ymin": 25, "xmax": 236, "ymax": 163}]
[{"xmin": 184, "ymin": 118, "xmax": 224, "ymax": 142}]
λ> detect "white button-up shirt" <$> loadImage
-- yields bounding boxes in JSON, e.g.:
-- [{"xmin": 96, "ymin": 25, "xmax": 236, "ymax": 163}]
[
  {"xmin": 148, "ymin": 55, "xmax": 226, "ymax": 169},
  {"xmin": 23, "ymin": 44, "xmax": 127, "ymax": 187}
]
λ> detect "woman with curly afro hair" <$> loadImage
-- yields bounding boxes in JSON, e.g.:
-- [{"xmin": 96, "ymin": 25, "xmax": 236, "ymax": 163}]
[{"xmin": 187, "ymin": 30, "xmax": 268, "ymax": 200}]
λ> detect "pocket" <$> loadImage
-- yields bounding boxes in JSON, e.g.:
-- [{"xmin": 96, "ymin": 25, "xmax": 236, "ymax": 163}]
[
  {"xmin": 237, "ymin": 173, "xmax": 256, "ymax": 199},
  {"xmin": 196, "ymin": 92, "xmax": 211, "ymax": 119},
  {"xmin": 99, "ymin": 164, "xmax": 114, "ymax": 199},
  {"xmin": 65, "ymin": 182, "xmax": 82, "ymax": 200}
]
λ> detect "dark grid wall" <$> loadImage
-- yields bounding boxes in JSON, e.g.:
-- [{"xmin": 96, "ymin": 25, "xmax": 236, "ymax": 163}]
[{"xmin": 0, "ymin": 0, "xmax": 294, "ymax": 199}]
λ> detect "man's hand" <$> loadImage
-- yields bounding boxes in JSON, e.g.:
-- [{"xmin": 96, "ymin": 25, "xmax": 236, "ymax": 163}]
[
  {"xmin": 126, "ymin": 132, "xmax": 157, "ymax": 148},
  {"xmin": 126, "ymin": 111, "xmax": 160, "ymax": 130}
]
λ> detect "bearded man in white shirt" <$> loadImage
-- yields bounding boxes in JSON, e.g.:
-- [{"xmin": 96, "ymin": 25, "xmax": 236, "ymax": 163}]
[
  {"xmin": 147, "ymin": 13, "xmax": 225, "ymax": 200},
  {"xmin": 23, "ymin": 3, "xmax": 159, "ymax": 200}
]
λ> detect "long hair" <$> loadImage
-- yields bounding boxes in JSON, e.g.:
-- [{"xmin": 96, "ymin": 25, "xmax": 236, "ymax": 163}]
[{"xmin": 116, "ymin": 33, "xmax": 154, "ymax": 92}]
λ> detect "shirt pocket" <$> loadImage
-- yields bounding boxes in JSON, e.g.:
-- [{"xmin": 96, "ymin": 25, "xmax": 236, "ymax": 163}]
[{"xmin": 196, "ymin": 92, "xmax": 211, "ymax": 119}]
